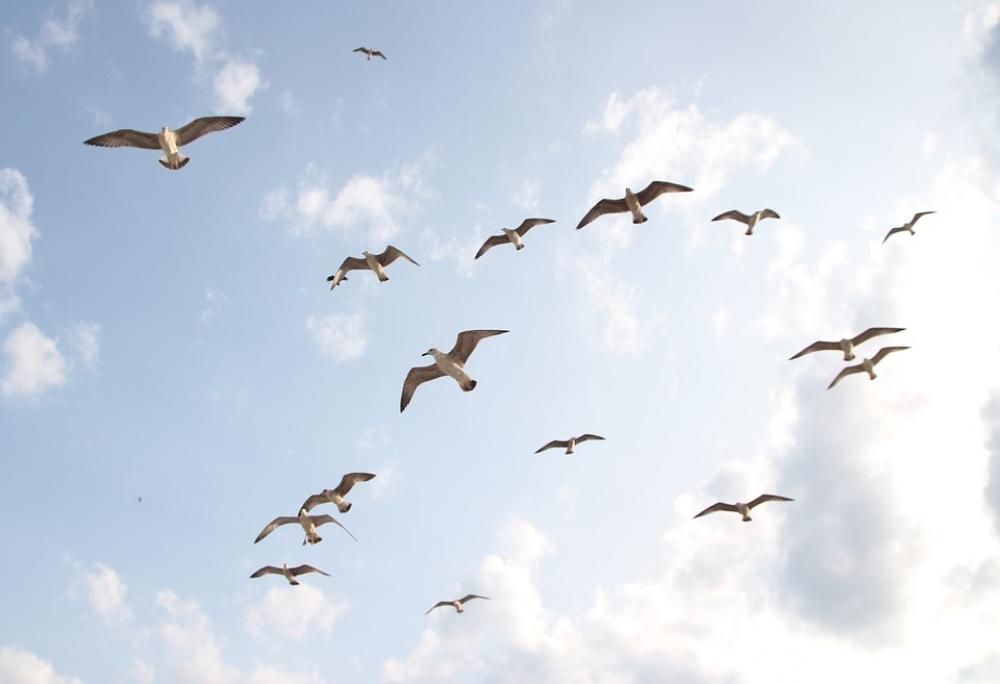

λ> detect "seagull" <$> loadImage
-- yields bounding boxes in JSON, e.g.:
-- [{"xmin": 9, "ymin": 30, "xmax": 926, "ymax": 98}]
[
  {"xmin": 693, "ymin": 494, "xmax": 793, "ymax": 522},
  {"xmin": 300, "ymin": 473, "xmax": 376, "ymax": 513},
  {"xmin": 250, "ymin": 563, "xmax": 330, "ymax": 586},
  {"xmin": 354, "ymin": 47, "xmax": 387, "ymax": 60},
  {"xmin": 475, "ymin": 218, "xmax": 555, "ymax": 259},
  {"xmin": 326, "ymin": 246, "xmax": 419, "ymax": 289},
  {"xmin": 535, "ymin": 434, "xmax": 605, "ymax": 455},
  {"xmin": 882, "ymin": 211, "xmax": 936, "ymax": 244},
  {"xmin": 400, "ymin": 330, "xmax": 508, "ymax": 412},
  {"xmin": 827, "ymin": 346, "xmax": 909, "ymax": 390},
  {"xmin": 789, "ymin": 327, "xmax": 905, "ymax": 361},
  {"xmin": 711, "ymin": 209, "xmax": 780, "ymax": 236},
  {"xmin": 254, "ymin": 508, "xmax": 357, "ymax": 546},
  {"xmin": 575, "ymin": 181, "xmax": 693, "ymax": 230},
  {"xmin": 425, "ymin": 594, "xmax": 490, "ymax": 615},
  {"xmin": 83, "ymin": 116, "xmax": 244, "ymax": 170}
]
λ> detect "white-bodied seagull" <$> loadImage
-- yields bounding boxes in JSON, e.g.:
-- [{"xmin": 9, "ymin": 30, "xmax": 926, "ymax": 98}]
[
  {"xmin": 300, "ymin": 473, "xmax": 376, "ymax": 513},
  {"xmin": 535, "ymin": 434, "xmax": 605, "ymax": 455},
  {"xmin": 711, "ymin": 208, "xmax": 780, "ymax": 235},
  {"xmin": 789, "ymin": 327, "xmax": 905, "ymax": 361},
  {"xmin": 83, "ymin": 116, "xmax": 244, "ymax": 170},
  {"xmin": 694, "ymin": 494, "xmax": 793, "ymax": 522},
  {"xmin": 827, "ymin": 346, "xmax": 909, "ymax": 390},
  {"xmin": 327, "ymin": 245, "xmax": 419, "ymax": 289},
  {"xmin": 575, "ymin": 181, "xmax": 693, "ymax": 230},
  {"xmin": 250, "ymin": 563, "xmax": 330, "ymax": 586},
  {"xmin": 400, "ymin": 330, "xmax": 508, "ymax": 412},
  {"xmin": 475, "ymin": 218, "xmax": 555, "ymax": 259},
  {"xmin": 254, "ymin": 508, "xmax": 357, "ymax": 545}
]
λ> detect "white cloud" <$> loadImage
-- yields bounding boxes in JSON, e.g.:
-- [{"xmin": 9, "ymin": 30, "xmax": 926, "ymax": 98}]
[
  {"xmin": 145, "ymin": 1, "xmax": 220, "ymax": 63},
  {"xmin": 244, "ymin": 585, "xmax": 347, "ymax": 641},
  {"xmin": 1, "ymin": 322, "xmax": 67, "ymax": 399},
  {"xmin": 132, "ymin": 659, "xmax": 155, "ymax": 684},
  {"xmin": 712, "ymin": 306, "xmax": 729, "ymax": 337},
  {"xmin": 200, "ymin": 287, "xmax": 229, "ymax": 323},
  {"xmin": 369, "ymin": 465, "xmax": 396, "ymax": 501},
  {"xmin": 305, "ymin": 311, "xmax": 368, "ymax": 362},
  {"xmin": 8, "ymin": 0, "xmax": 94, "ymax": 74},
  {"xmin": 0, "ymin": 646, "xmax": 82, "ymax": 684},
  {"xmin": 72, "ymin": 321, "xmax": 100, "ymax": 371},
  {"xmin": 213, "ymin": 59, "xmax": 264, "ymax": 114},
  {"xmin": 70, "ymin": 562, "xmax": 131, "ymax": 623},
  {"xmin": 0, "ymin": 168, "xmax": 38, "ymax": 302},
  {"xmin": 156, "ymin": 590, "xmax": 238, "ymax": 684},
  {"xmin": 511, "ymin": 179, "xmax": 540, "ymax": 213}
]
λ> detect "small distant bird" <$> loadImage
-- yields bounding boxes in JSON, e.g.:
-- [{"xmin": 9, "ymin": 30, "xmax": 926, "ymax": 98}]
[
  {"xmin": 694, "ymin": 494, "xmax": 793, "ymax": 521},
  {"xmin": 300, "ymin": 472, "xmax": 376, "ymax": 513},
  {"xmin": 535, "ymin": 433, "xmax": 605, "ymax": 455},
  {"xmin": 789, "ymin": 327, "xmax": 905, "ymax": 362},
  {"xmin": 254, "ymin": 508, "xmax": 357, "ymax": 546},
  {"xmin": 250, "ymin": 563, "xmax": 330, "ymax": 586},
  {"xmin": 425, "ymin": 594, "xmax": 490, "ymax": 615},
  {"xmin": 400, "ymin": 330, "xmax": 508, "ymax": 412},
  {"xmin": 575, "ymin": 181, "xmax": 694, "ymax": 230},
  {"xmin": 711, "ymin": 208, "xmax": 780, "ymax": 235},
  {"xmin": 137, "ymin": 496, "xmax": 142, "ymax": 503},
  {"xmin": 327, "ymin": 246, "xmax": 419, "ymax": 289},
  {"xmin": 475, "ymin": 218, "xmax": 555, "ymax": 259},
  {"xmin": 882, "ymin": 211, "xmax": 936, "ymax": 244},
  {"xmin": 83, "ymin": 116, "xmax": 244, "ymax": 170},
  {"xmin": 827, "ymin": 346, "xmax": 909, "ymax": 390},
  {"xmin": 354, "ymin": 47, "xmax": 386, "ymax": 60}
]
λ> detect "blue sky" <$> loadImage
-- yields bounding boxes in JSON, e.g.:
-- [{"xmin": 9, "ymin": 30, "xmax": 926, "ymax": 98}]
[{"xmin": 2, "ymin": 1, "xmax": 1000, "ymax": 683}]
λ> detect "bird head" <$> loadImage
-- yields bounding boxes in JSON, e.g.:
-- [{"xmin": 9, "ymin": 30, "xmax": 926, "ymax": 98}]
[
  {"xmin": 422, "ymin": 348, "xmax": 440, "ymax": 357},
  {"xmin": 160, "ymin": 126, "xmax": 168, "ymax": 133}
]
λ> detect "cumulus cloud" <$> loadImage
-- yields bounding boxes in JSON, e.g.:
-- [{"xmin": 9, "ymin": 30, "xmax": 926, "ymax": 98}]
[
  {"xmin": 8, "ymin": 0, "xmax": 94, "ymax": 74},
  {"xmin": 70, "ymin": 562, "xmax": 132, "ymax": 623},
  {"xmin": 213, "ymin": 59, "xmax": 263, "ymax": 114},
  {"xmin": 1, "ymin": 322, "xmax": 67, "ymax": 399},
  {"xmin": 0, "ymin": 167, "xmax": 38, "ymax": 310},
  {"xmin": 511, "ymin": 179, "xmax": 540, "ymax": 213},
  {"xmin": 305, "ymin": 311, "xmax": 368, "ymax": 362},
  {"xmin": 984, "ymin": 394, "xmax": 1000, "ymax": 537},
  {"xmin": 157, "ymin": 590, "xmax": 238, "ymax": 684},
  {"xmin": 72, "ymin": 321, "xmax": 100, "ymax": 371},
  {"xmin": 244, "ymin": 585, "xmax": 346, "ymax": 641},
  {"xmin": 0, "ymin": 646, "xmax": 82, "ymax": 684}
]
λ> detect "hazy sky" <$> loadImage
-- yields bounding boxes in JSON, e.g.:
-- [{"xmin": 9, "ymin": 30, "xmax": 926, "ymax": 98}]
[{"xmin": 2, "ymin": 1, "xmax": 1000, "ymax": 683}]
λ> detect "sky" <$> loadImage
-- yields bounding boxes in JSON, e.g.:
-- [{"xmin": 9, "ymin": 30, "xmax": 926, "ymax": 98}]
[{"xmin": 2, "ymin": 1, "xmax": 1000, "ymax": 682}]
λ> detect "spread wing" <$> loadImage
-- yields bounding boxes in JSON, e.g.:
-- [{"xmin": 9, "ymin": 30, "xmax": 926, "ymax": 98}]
[
  {"xmin": 851, "ymin": 327, "xmax": 905, "ymax": 346},
  {"xmin": 83, "ymin": 129, "xmax": 160, "ymax": 149},
  {"xmin": 310, "ymin": 514, "xmax": 358, "ymax": 542},
  {"xmin": 788, "ymin": 340, "xmax": 841, "ymax": 360},
  {"xmin": 372, "ymin": 50, "xmax": 387, "ymax": 60},
  {"xmin": 425, "ymin": 601, "xmax": 452, "ymax": 614},
  {"xmin": 376, "ymin": 245, "xmax": 420, "ymax": 267},
  {"xmin": 449, "ymin": 329, "xmax": 508, "ymax": 364},
  {"xmin": 576, "ymin": 434, "xmax": 605, "ymax": 443},
  {"xmin": 711, "ymin": 210, "xmax": 752, "ymax": 224},
  {"xmin": 871, "ymin": 346, "xmax": 909, "ymax": 366},
  {"xmin": 174, "ymin": 116, "xmax": 245, "ymax": 147},
  {"xmin": 514, "ymin": 218, "xmax": 556, "ymax": 236},
  {"xmin": 400, "ymin": 364, "xmax": 446, "ymax": 412},
  {"xmin": 353, "ymin": 47, "xmax": 370, "ymax": 53},
  {"xmin": 575, "ymin": 198, "xmax": 628, "ymax": 230},
  {"xmin": 759, "ymin": 208, "xmax": 781, "ymax": 220},
  {"xmin": 334, "ymin": 472, "xmax": 376, "ymax": 497},
  {"xmin": 746, "ymin": 494, "xmax": 794, "ymax": 510},
  {"xmin": 693, "ymin": 502, "xmax": 739, "ymax": 519},
  {"xmin": 882, "ymin": 226, "xmax": 907, "ymax": 244},
  {"xmin": 254, "ymin": 516, "xmax": 298, "ymax": 543},
  {"xmin": 634, "ymin": 181, "xmax": 694, "ymax": 206},
  {"xmin": 330, "ymin": 256, "xmax": 370, "ymax": 276},
  {"xmin": 910, "ymin": 210, "xmax": 936, "ymax": 225},
  {"xmin": 827, "ymin": 364, "xmax": 864, "ymax": 390},
  {"xmin": 299, "ymin": 491, "xmax": 332, "ymax": 513},
  {"xmin": 289, "ymin": 564, "xmax": 330, "ymax": 577},
  {"xmin": 535, "ymin": 440, "xmax": 568, "ymax": 454},
  {"xmin": 250, "ymin": 566, "xmax": 283, "ymax": 578},
  {"xmin": 458, "ymin": 594, "xmax": 490, "ymax": 605},
  {"xmin": 475, "ymin": 234, "xmax": 509, "ymax": 259}
]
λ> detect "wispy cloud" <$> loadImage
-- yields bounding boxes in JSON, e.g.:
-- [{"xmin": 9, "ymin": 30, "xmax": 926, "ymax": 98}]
[
  {"xmin": 0, "ymin": 645, "xmax": 83, "ymax": 684},
  {"xmin": 1, "ymin": 322, "xmax": 67, "ymax": 399},
  {"xmin": 8, "ymin": 0, "xmax": 94, "ymax": 74},
  {"xmin": 69, "ymin": 561, "xmax": 132, "ymax": 623},
  {"xmin": 0, "ymin": 168, "xmax": 38, "ymax": 314},
  {"xmin": 305, "ymin": 311, "xmax": 369, "ymax": 362}
]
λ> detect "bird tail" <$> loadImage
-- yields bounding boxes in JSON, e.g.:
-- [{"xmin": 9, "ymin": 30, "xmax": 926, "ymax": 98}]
[
  {"xmin": 376, "ymin": 272, "xmax": 390, "ymax": 282},
  {"xmin": 158, "ymin": 154, "xmax": 189, "ymax": 170},
  {"xmin": 339, "ymin": 502, "xmax": 352, "ymax": 513},
  {"xmin": 461, "ymin": 379, "xmax": 477, "ymax": 392},
  {"xmin": 632, "ymin": 215, "xmax": 648, "ymax": 224}
]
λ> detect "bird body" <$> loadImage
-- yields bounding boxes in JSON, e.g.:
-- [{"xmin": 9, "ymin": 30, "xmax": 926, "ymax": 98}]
[
  {"xmin": 882, "ymin": 211, "xmax": 936, "ymax": 243},
  {"xmin": 254, "ymin": 507, "xmax": 357, "ymax": 545},
  {"xmin": 83, "ymin": 116, "xmax": 244, "ymax": 170},
  {"xmin": 826, "ymin": 346, "xmax": 909, "ymax": 390},
  {"xmin": 575, "ymin": 181, "xmax": 693, "ymax": 230},
  {"xmin": 363, "ymin": 251, "xmax": 389, "ymax": 282},
  {"xmin": 789, "ymin": 327, "xmax": 905, "ymax": 362},
  {"xmin": 400, "ymin": 330, "xmax": 508, "ymax": 411},
  {"xmin": 425, "ymin": 594, "xmax": 490, "ymax": 615},
  {"xmin": 301, "ymin": 473, "xmax": 376, "ymax": 513},
  {"xmin": 711, "ymin": 208, "xmax": 780, "ymax": 235},
  {"xmin": 624, "ymin": 188, "xmax": 647, "ymax": 224},
  {"xmin": 327, "ymin": 245, "xmax": 419, "ymax": 289},
  {"xmin": 503, "ymin": 228, "xmax": 525, "ymax": 250},
  {"xmin": 354, "ymin": 47, "xmax": 386, "ymax": 60},
  {"xmin": 155, "ymin": 127, "xmax": 188, "ymax": 169},
  {"xmin": 535, "ymin": 433, "xmax": 605, "ymax": 455},
  {"xmin": 474, "ymin": 219, "xmax": 554, "ymax": 259},
  {"xmin": 250, "ymin": 562, "xmax": 330, "ymax": 586},
  {"xmin": 427, "ymin": 349, "xmax": 474, "ymax": 390},
  {"xmin": 693, "ymin": 494, "xmax": 793, "ymax": 521}
]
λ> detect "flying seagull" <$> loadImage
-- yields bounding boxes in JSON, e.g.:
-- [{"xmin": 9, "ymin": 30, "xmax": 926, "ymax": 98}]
[
  {"xmin": 575, "ymin": 181, "xmax": 693, "ymax": 230},
  {"xmin": 326, "ymin": 245, "xmax": 419, "ymax": 289},
  {"xmin": 535, "ymin": 433, "xmax": 605, "ymax": 455},
  {"xmin": 300, "ymin": 473, "xmax": 376, "ymax": 513},
  {"xmin": 254, "ymin": 508, "xmax": 357, "ymax": 546},
  {"xmin": 789, "ymin": 327, "xmax": 905, "ymax": 361},
  {"xmin": 882, "ymin": 211, "xmax": 936, "ymax": 244},
  {"xmin": 694, "ymin": 494, "xmax": 793, "ymax": 522},
  {"xmin": 250, "ymin": 563, "xmax": 330, "ymax": 586},
  {"xmin": 354, "ymin": 47, "xmax": 387, "ymax": 60},
  {"xmin": 83, "ymin": 116, "xmax": 244, "ymax": 170},
  {"xmin": 711, "ymin": 208, "xmax": 780, "ymax": 236},
  {"xmin": 475, "ymin": 218, "xmax": 555, "ymax": 259},
  {"xmin": 827, "ymin": 346, "xmax": 909, "ymax": 390},
  {"xmin": 425, "ymin": 594, "xmax": 490, "ymax": 615},
  {"xmin": 400, "ymin": 330, "xmax": 508, "ymax": 412}
]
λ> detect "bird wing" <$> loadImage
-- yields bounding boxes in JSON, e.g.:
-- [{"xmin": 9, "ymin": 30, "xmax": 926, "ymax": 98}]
[
  {"xmin": 693, "ymin": 502, "xmax": 740, "ymax": 518},
  {"xmin": 882, "ymin": 226, "xmax": 907, "ymax": 244},
  {"xmin": 458, "ymin": 594, "xmax": 490, "ymax": 604},
  {"xmin": 333, "ymin": 472, "xmax": 376, "ymax": 498},
  {"xmin": 746, "ymin": 494, "xmax": 794, "ymax": 510},
  {"xmin": 759, "ymin": 208, "xmax": 781, "ymax": 220},
  {"xmin": 788, "ymin": 340, "xmax": 841, "ymax": 360},
  {"xmin": 634, "ymin": 181, "xmax": 694, "ymax": 206},
  {"xmin": 290, "ymin": 564, "xmax": 330, "ymax": 577},
  {"xmin": 514, "ymin": 218, "xmax": 556, "ymax": 236},
  {"xmin": 826, "ymin": 364, "xmax": 863, "ymax": 390},
  {"xmin": 254, "ymin": 516, "xmax": 298, "ymax": 543},
  {"xmin": 448, "ymin": 329, "xmax": 508, "ymax": 364},
  {"xmin": 377, "ymin": 245, "xmax": 420, "ymax": 267},
  {"xmin": 299, "ymin": 492, "xmax": 331, "ymax": 513},
  {"xmin": 249, "ymin": 566, "xmax": 283, "ymax": 578},
  {"xmin": 174, "ymin": 116, "xmax": 245, "ymax": 147},
  {"xmin": 372, "ymin": 50, "xmax": 387, "ymax": 60},
  {"xmin": 575, "ymin": 198, "xmax": 628, "ymax": 230},
  {"xmin": 910, "ymin": 210, "xmax": 936, "ymax": 225},
  {"xmin": 711, "ymin": 210, "xmax": 752, "ymax": 224},
  {"xmin": 330, "ymin": 256, "xmax": 370, "ymax": 276},
  {"xmin": 474, "ymin": 235, "xmax": 509, "ymax": 259},
  {"xmin": 535, "ymin": 440, "xmax": 568, "ymax": 453},
  {"xmin": 425, "ymin": 601, "xmax": 451, "ymax": 615},
  {"xmin": 851, "ymin": 327, "xmax": 905, "ymax": 346},
  {"xmin": 871, "ymin": 346, "xmax": 909, "ymax": 366},
  {"xmin": 575, "ymin": 434, "xmax": 605, "ymax": 443},
  {"xmin": 311, "ymin": 514, "xmax": 358, "ymax": 542},
  {"xmin": 353, "ymin": 47, "xmax": 369, "ymax": 53},
  {"xmin": 400, "ymin": 363, "xmax": 446, "ymax": 412},
  {"xmin": 83, "ymin": 129, "xmax": 160, "ymax": 150}
]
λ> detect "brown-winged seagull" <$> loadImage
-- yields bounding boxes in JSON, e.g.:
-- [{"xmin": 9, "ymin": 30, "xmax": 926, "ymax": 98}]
[
  {"xmin": 250, "ymin": 563, "xmax": 330, "ymax": 586},
  {"xmin": 575, "ymin": 181, "xmax": 693, "ymax": 230},
  {"xmin": 300, "ymin": 472, "xmax": 376, "ymax": 513},
  {"xmin": 83, "ymin": 116, "xmax": 244, "ymax": 170},
  {"xmin": 254, "ymin": 507, "xmax": 357, "ymax": 546},
  {"xmin": 535, "ymin": 434, "xmax": 605, "ymax": 455},
  {"xmin": 354, "ymin": 47, "xmax": 387, "ymax": 60},
  {"xmin": 475, "ymin": 218, "xmax": 555, "ymax": 259},
  {"xmin": 425, "ymin": 594, "xmax": 490, "ymax": 615},
  {"xmin": 789, "ymin": 327, "xmax": 905, "ymax": 361},
  {"xmin": 711, "ymin": 209, "xmax": 780, "ymax": 235},
  {"xmin": 400, "ymin": 330, "xmax": 508, "ymax": 412},
  {"xmin": 694, "ymin": 494, "xmax": 793, "ymax": 522},
  {"xmin": 827, "ymin": 346, "xmax": 909, "ymax": 390},
  {"xmin": 882, "ymin": 211, "xmax": 936, "ymax": 244},
  {"xmin": 326, "ymin": 245, "xmax": 419, "ymax": 289}
]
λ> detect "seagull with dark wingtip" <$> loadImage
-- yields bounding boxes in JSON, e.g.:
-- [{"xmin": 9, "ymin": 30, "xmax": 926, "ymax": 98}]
[
  {"xmin": 789, "ymin": 327, "xmax": 905, "ymax": 362},
  {"xmin": 575, "ymin": 180, "xmax": 693, "ymax": 229},
  {"xmin": 711, "ymin": 208, "xmax": 780, "ymax": 236},
  {"xmin": 535, "ymin": 433, "xmax": 605, "ymax": 455},
  {"xmin": 883, "ymin": 211, "xmax": 936, "ymax": 244},
  {"xmin": 353, "ymin": 46, "xmax": 386, "ymax": 60},
  {"xmin": 83, "ymin": 116, "xmax": 244, "ymax": 170},
  {"xmin": 425, "ymin": 594, "xmax": 490, "ymax": 615},
  {"xmin": 327, "ymin": 245, "xmax": 419, "ymax": 289},
  {"xmin": 250, "ymin": 563, "xmax": 330, "ymax": 586},
  {"xmin": 694, "ymin": 494, "xmax": 793, "ymax": 522},
  {"xmin": 300, "ymin": 473, "xmax": 376, "ymax": 514},
  {"xmin": 400, "ymin": 330, "xmax": 508, "ymax": 412},
  {"xmin": 475, "ymin": 218, "xmax": 555, "ymax": 259},
  {"xmin": 827, "ymin": 346, "xmax": 909, "ymax": 390}
]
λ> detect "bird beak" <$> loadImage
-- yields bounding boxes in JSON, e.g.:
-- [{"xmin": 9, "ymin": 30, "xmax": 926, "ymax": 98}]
[{"xmin": 421, "ymin": 351, "xmax": 430, "ymax": 357}]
